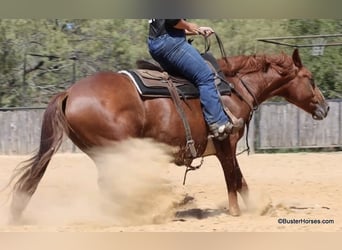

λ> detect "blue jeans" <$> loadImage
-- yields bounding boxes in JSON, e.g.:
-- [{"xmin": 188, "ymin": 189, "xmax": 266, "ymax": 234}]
[{"xmin": 148, "ymin": 34, "xmax": 229, "ymax": 126}]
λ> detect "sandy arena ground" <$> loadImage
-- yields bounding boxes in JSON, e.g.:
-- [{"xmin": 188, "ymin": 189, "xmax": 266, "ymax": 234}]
[{"xmin": 0, "ymin": 140, "xmax": 341, "ymax": 232}]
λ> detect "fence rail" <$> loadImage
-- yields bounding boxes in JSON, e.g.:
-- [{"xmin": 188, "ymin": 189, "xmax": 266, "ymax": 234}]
[{"xmin": 1, "ymin": 100, "xmax": 341, "ymax": 155}]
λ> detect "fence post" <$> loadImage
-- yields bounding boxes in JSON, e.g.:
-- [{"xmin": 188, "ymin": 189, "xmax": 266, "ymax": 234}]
[
  {"xmin": 339, "ymin": 101, "xmax": 342, "ymax": 145},
  {"xmin": 253, "ymin": 108, "xmax": 261, "ymax": 152}
]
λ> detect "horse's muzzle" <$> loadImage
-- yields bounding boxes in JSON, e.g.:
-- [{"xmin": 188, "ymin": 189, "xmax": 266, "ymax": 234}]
[{"xmin": 313, "ymin": 103, "xmax": 329, "ymax": 120}]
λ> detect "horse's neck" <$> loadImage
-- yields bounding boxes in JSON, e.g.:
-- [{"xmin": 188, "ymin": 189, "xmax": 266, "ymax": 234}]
[
  {"xmin": 244, "ymin": 71, "xmax": 295, "ymax": 107},
  {"xmin": 221, "ymin": 55, "xmax": 296, "ymax": 106},
  {"xmin": 258, "ymin": 68, "xmax": 298, "ymax": 104}
]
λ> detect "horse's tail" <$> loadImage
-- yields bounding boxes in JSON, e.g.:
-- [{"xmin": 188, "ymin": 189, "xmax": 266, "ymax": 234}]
[{"xmin": 9, "ymin": 91, "xmax": 69, "ymax": 221}]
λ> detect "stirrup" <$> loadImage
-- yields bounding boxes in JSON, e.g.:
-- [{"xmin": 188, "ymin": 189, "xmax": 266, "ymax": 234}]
[
  {"xmin": 229, "ymin": 118, "xmax": 244, "ymax": 134},
  {"xmin": 209, "ymin": 118, "xmax": 244, "ymax": 141},
  {"xmin": 208, "ymin": 123, "xmax": 230, "ymax": 141}
]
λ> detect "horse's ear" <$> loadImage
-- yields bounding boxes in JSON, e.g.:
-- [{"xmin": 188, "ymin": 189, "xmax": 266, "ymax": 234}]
[{"xmin": 292, "ymin": 48, "xmax": 303, "ymax": 68}]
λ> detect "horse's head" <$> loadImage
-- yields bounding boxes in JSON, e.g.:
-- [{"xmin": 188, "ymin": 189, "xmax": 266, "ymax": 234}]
[
  {"xmin": 281, "ymin": 49, "xmax": 329, "ymax": 120},
  {"xmin": 219, "ymin": 50, "xmax": 329, "ymax": 120}
]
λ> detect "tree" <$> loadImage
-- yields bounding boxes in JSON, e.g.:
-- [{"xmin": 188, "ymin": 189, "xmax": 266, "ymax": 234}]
[
  {"xmin": 285, "ymin": 19, "xmax": 342, "ymax": 98},
  {"xmin": 0, "ymin": 19, "xmax": 341, "ymax": 107}
]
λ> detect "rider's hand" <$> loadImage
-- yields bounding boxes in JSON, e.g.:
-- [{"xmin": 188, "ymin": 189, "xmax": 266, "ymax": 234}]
[{"xmin": 197, "ymin": 27, "xmax": 214, "ymax": 37}]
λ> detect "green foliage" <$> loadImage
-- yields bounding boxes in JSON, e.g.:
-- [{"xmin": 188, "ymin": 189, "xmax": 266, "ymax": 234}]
[
  {"xmin": 0, "ymin": 19, "xmax": 341, "ymax": 107},
  {"xmin": 285, "ymin": 19, "xmax": 342, "ymax": 98}
]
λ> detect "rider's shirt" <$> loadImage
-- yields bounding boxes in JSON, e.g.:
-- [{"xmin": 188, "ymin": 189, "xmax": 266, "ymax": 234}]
[{"xmin": 148, "ymin": 19, "xmax": 185, "ymax": 39}]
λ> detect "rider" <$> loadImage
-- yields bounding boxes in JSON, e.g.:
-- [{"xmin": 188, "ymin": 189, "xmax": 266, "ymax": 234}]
[{"xmin": 147, "ymin": 19, "xmax": 243, "ymax": 140}]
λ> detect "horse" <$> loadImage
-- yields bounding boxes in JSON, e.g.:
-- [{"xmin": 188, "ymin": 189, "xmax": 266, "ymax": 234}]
[{"xmin": 9, "ymin": 48, "xmax": 329, "ymax": 221}]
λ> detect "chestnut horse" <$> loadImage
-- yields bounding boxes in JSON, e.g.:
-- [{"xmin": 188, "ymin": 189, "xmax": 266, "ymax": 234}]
[{"xmin": 9, "ymin": 49, "xmax": 329, "ymax": 221}]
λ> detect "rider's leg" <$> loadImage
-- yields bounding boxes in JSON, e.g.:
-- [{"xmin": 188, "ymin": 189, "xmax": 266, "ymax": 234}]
[{"xmin": 148, "ymin": 35, "xmax": 243, "ymax": 139}]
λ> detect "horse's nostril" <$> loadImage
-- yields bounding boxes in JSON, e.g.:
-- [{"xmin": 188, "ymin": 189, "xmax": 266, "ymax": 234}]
[{"xmin": 327, "ymin": 106, "xmax": 330, "ymax": 112}]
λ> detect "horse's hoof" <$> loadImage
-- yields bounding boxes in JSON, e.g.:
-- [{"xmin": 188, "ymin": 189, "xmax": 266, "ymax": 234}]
[
  {"xmin": 229, "ymin": 206, "xmax": 241, "ymax": 216},
  {"xmin": 8, "ymin": 215, "xmax": 21, "ymax": 225}
]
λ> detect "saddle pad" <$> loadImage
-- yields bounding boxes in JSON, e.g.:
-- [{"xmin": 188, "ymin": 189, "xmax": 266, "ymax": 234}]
[{"xmin": 119, "ymin": 70, "xmax": 232, "ymax": 98}]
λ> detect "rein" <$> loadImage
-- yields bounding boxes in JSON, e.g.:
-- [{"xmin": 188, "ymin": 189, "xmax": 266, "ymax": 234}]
[
  {"xmin": 236, "ymin": 74, "xmax": 259, "ymax": 111},
  {"xmin": 204, "ymin": 33, "xmax": 229, "ymax": 66},
  {"xmin": 182, "ymin": 33, "xmax": 260, "ymax": 184},
  {"xmin": 216, "ymin": 73, "xmax": 257, "ymax": 156},
  {"xmin": 206, "ymin": 33, "xmax": 260, "ymax": 156},
  {"xmin": 205, "ymin": 34, "xmax": 259, "ymax": 111}
]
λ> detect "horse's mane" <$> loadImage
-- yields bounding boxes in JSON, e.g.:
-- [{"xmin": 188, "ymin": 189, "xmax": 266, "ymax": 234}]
[{"xmin": 219, "ymin": 52, "xmax": 295, "ymax": 76}]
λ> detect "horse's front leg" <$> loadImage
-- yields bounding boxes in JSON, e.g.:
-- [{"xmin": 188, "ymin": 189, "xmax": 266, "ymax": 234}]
[
  {"xmin": 215, "ymin": 137, "xmax": 251, "ymax": 216},
  {"xmin": 221, "ymin": 160, "xmax": 242, "ymax": 216},
  {"xmin": 223, "ymin": 161, "xmax": 251, "ymax": 216},
  {"xmin": 236, "ymin": 164, "xmax": 250, "ymax": 210},
  {"xmin": 215, "ymin": 142, "xmax": 241, "ymax": 216}
]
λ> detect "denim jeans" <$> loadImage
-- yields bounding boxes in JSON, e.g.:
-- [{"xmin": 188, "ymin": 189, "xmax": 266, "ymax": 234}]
[{"xmin": 148, "ymin": 34, "xmax": 229, "ymax": 126}]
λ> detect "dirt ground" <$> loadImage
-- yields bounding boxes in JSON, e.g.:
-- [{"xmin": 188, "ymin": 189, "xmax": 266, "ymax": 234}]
[{"xmin": 0, "ymin": 140, "xmax": 341, "ymax": 232}]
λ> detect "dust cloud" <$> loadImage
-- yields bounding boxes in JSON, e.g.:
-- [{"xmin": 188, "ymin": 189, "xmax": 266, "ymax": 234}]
[
  {"xmin": 90, "ymin": 138, "xmax": 184, "ymax": 226},
  {"xmin": 1, "ymin": 150, "xmax": 340, "ymax": 231},
  {"xmin": 0, "ymin": 138, "xmax": 186, "ymax": 228}
]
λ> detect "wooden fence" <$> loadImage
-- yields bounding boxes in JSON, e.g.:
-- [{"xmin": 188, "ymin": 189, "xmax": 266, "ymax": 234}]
[
  {"xmin": 0, "ymin": 100, "xmax": 341, "ymax": 155},
  {"xmin": 0, "ymin": 107, "xmax": 78, "ymax": 155},
  {"xmin": 255, "ymin": 100, "xmax": 341, "ymax": 149}
]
